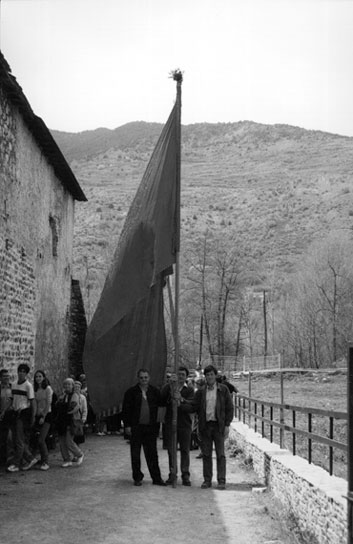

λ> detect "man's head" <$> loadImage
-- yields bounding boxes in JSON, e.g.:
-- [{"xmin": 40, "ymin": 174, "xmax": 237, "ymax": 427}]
[
  {"xmin": 0, "ymin": 369, "xmax": 10, "ymax": 384},
  {"xmin": 203, "ymin": 364, "xmax": 218, "ymax": 387},
  {"xmin": 137, "ymin": 369, "xmax": 150, "ymax": 388},
  {"xmin": 17, "ymin": 363, "xmax": 30, "ymax": 383},
  {"xmin": 177, "ymin": 366, "xmax": 189, "ymax": 385}
]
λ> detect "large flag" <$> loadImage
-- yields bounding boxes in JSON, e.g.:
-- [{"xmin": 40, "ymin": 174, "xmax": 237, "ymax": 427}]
[{"xmin": 83, "ymin": 96, "xmax": 180, "ymax": 414}]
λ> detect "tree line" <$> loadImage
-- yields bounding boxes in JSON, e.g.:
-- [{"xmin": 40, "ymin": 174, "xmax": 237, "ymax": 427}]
[{"xmin": 173, "ymin": 230, "xmax": 353, "ymax": 371}]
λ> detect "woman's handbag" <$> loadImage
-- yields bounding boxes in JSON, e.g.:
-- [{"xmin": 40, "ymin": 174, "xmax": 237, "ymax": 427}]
[{"xmin": 71, "ymin": 418, "xmax": 84, "ymax": 438}]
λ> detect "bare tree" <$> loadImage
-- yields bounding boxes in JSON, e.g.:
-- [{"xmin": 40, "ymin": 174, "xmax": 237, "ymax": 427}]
[
  {"xmin": 185, "ymin": 234, "xmax": 246, "ymax": 368},
  {"xmin": 277, "ymin": 231, "xmax": 353, "ymax": 368}
]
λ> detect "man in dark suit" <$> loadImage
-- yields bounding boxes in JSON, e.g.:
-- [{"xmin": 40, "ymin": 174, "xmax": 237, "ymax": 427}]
[
  {"xmin": 192, "ymin": 364, "xmax": 234, "ymax": 490},
  {"xmin": 122, "ymin": 369, "xmax": 166, "ymax": 486}
]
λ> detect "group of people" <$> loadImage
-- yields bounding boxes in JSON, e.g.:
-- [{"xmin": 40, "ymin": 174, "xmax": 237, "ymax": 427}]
[
  {"xmin": 122, "ymin": 364, "xmax": 235, "ymax": 490},
  {"xmin": 1, "ymin": 362, "xmax": 235, "ymax": 489},
  {"xmin": 0, "ymin": 364, "xmax": 87, "ymax": 472}
]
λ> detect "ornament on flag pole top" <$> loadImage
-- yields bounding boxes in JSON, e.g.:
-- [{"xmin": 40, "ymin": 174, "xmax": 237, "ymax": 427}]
[{"xmin": 169, "ymin": 69, "xmax": 183, "ymax": 84}]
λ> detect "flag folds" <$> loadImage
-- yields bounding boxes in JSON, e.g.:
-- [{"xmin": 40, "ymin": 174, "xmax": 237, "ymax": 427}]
[{"xmin": 83, "ymin": 101, "xmax": 179, "ymax": 413}]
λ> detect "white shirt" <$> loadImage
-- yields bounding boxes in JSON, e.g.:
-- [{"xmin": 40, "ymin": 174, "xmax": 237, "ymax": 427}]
[
  {"xmin": 11, "ymin": 380, "xmax": 34, "ymax": 412},
  {"xmin": 205, "ymin": 386, "xmax": 217, "ymax": 421},
  {"xmin": 78, "ymin": 393, "xmax": 88, "ymax": 423}
]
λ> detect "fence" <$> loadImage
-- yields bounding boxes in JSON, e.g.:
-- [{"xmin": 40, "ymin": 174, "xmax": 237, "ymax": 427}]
[
  {"xmin": 238, "ymin": 354, "xmax": 281, "ymax": 372},
  {"xmin": 201, "ymin": 353, "xmax": 281, "ymax": 375},
  {"xmin": 235, "ymin": 393, "xmax": 347, "ymax": 477}
]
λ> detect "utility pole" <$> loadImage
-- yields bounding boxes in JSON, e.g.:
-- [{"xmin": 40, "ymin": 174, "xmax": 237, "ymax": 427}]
[
  {"xmin": 263, "ymin": 289, "xmax": 268, "ymax": 367},
  {"xmin": 347, "ymin": 344, "xmax": 353, "ymax": 543}
]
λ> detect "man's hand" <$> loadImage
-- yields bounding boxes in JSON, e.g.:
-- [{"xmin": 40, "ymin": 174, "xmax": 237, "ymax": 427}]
[
  {"xmin": 172, "ymin": 390, "xmax": 181, "ymax": 401},
  {"xmin": 125, "ymin": 426, "xmax": 131, "ymax": 436},
  {"xmin": 224, "ymin": 426, "xmax": 230, "ymax": 439}
]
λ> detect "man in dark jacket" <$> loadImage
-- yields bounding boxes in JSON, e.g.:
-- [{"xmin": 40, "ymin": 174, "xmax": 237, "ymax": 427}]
[
  {"xmin": 192, "ymin": 364, "xmax": 234, "ymax": 490},
  {"xmin": 122, "ymin": 369, "xmax": 166, "ymax": 486},
  {"xmin": 161, "ymin": 366, "xmax": 195, "ymax": 486}
]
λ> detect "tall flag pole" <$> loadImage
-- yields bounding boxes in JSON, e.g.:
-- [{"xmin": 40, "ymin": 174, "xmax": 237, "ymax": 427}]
[{"xmin": 170, "ymin": 69, "xmax": 183, "ymax": 487}]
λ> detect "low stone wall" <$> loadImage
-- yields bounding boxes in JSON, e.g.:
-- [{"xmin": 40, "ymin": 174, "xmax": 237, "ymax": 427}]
[{"xmin": 229, "ymin": 420, "xmax": 347, "ymax": 544}]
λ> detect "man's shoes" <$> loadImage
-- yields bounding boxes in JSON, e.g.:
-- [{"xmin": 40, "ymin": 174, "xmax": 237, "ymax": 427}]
[
  {"xmin": 74, "ymin": 454, "xmax": 84, "ymax": 466},
  {"xmin": 201, "ymin": 481, "xmax": 212, "ymax": 489},
  {"xmin": 182, "ymin": 479, "xmax": 191, "ymax": 486},
  {"xmin": 217, "ymin": 483, "xmax": 226, "ymax": 490},
  {"xmin": 133, "ymin": 480, "xmax": 142, "ymax": 486},
  {"xmin": 6, "ymin": 464, "xmax": 19, "ymax": 473},
  {"xmin": 40, "ymin": 463, "xmax": 50, "ymax": 471},
  {"xmin": 195, "ymin": 453, "xmax": 203, "ymax": 459},
  {"xmin": 22, "ymin": 457, "xmax": 39, "ymax": 471},
  {"xmin": 165, "ymin": 477, "xmax": 175, "ymax": 485},
  {"xmin": 62, "ymin": 461, "xmax": 73, "ymax": 468},
  {"xmin": 152, "ymin": 480, "xmax": 167, "ymax": 486}
]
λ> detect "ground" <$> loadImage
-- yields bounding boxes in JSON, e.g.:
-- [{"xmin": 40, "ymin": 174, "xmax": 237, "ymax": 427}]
[{"xmin": 0, "ymin": 434, "xmax": 298, "ymax": 544}]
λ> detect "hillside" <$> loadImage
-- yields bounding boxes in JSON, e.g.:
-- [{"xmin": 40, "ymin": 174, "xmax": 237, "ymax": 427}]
[{"xmin": 51, "ymin": 121, "xmax": 353, "ymax": 335}]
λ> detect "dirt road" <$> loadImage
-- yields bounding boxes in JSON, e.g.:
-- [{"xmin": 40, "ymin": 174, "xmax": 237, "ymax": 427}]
[{"xmin": 0, "ymin": 434, "xmax": 296, "ymax": 544}]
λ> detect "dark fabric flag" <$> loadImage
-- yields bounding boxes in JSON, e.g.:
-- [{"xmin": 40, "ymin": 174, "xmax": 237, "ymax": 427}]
[{"xmin": 83, "ymin": 101, "xmax": 179, "ymax": 414}]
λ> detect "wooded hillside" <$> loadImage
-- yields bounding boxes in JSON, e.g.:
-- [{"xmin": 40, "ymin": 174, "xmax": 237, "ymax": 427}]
[{"xmin": 52, "ymin": 121, "xmax": 353, "ymax": 369}]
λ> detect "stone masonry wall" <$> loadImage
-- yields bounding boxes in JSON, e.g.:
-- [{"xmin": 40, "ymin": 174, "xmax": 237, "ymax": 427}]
[
  {"xmin": 229, "ymin": 420, "xmax": 347, "ymax": 544},
  {"xmin": 68, "ymin": 279, "xmax": 87, "ymax": 378},
  {"xmin": 1, "ymin": 72, "xmax": 77, "ymax": 392},
  {"xmin": 0, "ymin": 236, "xmax": 35, "ymax": 378}
]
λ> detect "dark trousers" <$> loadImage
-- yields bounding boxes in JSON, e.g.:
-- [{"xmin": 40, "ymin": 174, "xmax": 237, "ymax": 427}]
[
  {"xmin": 0, "ymin": 415, "xmax": 12, "ymax": 464},
  {"xmin": 200, "ymin": 421, "xmax": 226, "ymax": 484},
  {"xmin": 106, "ymin": 413, "xmax": 122, "ymax": 433},
  {"xmin": 130, "ymin": 424, "xmax": 162, "ymax": 483},
  {"xmin": 165, "ymin": 425, "xmax": 191, "ymax": 480}
]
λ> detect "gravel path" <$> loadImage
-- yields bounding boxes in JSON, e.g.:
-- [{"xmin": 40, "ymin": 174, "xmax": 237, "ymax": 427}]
[{"xmin": 0, "ymin": 434, "xmax": 297, "ymax": 544}]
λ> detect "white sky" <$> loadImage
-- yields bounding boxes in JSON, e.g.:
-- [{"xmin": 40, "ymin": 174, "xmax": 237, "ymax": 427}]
[{"xmin": 1, "ymin": 0, "xmax": 352, "ymax": 135}]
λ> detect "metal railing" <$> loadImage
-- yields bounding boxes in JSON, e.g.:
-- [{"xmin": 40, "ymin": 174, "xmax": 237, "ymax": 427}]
[{"xmin": 235, "ymin": 393, "xmax": 347, "ymax": 476}]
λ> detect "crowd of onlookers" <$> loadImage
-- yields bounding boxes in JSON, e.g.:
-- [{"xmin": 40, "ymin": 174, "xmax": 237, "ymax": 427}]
[
  {"xmin": 1, "ymin": 362, "xmax": 237, "ymax": 487},
  {"xmin": 0, "ymin": 364, "xmax": 90, "ymax": 472}
]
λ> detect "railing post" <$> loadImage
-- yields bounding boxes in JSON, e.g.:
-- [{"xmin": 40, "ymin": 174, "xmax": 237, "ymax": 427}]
[
  {"xmin": 308, "ymin": 412, "xmax": 312, "ymax": 464},
  {"xmin": 270, "ymin": 406, "xmax": 273, "ymax": 443},
  {"xmin": 292, "ymin": 410, "xmax": 296, "ymax": 456},
  {"xmin": 329, "ymin": 416, "xmax": 334, "ymax": 476},
  {"xmin": 254, "ymin": 402, "xmax": 257, "ymax": 433},
  {"xmin": 347, "ymin": 344, "xmax": 353, "ymax": 544},
  {"xmin": 261, "ymin": 404, "xmax": 265, "ymax": 438}
]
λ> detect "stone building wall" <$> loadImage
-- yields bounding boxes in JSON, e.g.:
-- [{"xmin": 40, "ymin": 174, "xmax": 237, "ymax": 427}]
[
  {"xmin": 0, "ymin": 236, "xmax": 35, "ymax": 378},
  {"xmin": 0, "ymin": 63, "xmax": 84, "ymax": 392},
  {"xmin": 68, "ymin": 279, "xmax": 87, "ymax": 378},
  {"xmin": 229, "ymin": 420, "xmax": 347, "ymax": 544}
]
